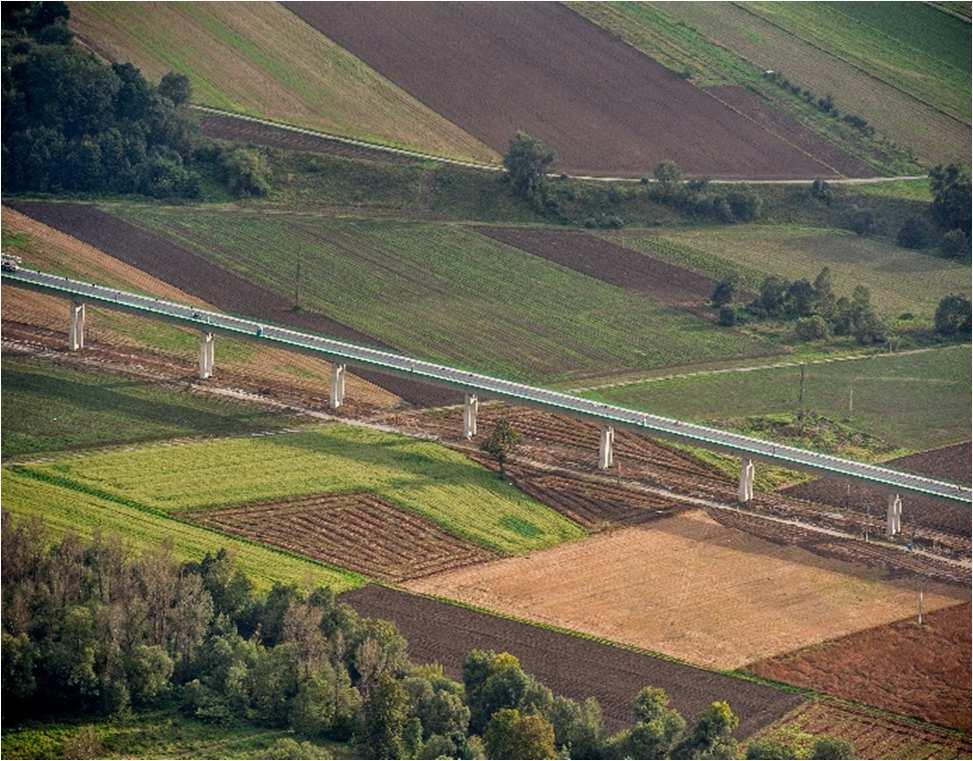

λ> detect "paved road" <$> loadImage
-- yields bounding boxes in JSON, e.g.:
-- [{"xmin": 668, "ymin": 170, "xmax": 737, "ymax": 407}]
[{"xmin": 4, "ymin": 266, "xmax": 970, "ymax": 504}]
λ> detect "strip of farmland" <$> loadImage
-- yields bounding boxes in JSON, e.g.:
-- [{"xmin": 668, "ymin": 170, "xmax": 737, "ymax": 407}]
[
  {"xmin": 341, "ymin": 585, "xmax": 803, "ymax": 735},
  {"xmin": 7, "ymin": 201, "xmax": 456, "ymax": 406},
  {"xmin": 284, "ymin": 2, "xmax": 838, "ymax": 179}
]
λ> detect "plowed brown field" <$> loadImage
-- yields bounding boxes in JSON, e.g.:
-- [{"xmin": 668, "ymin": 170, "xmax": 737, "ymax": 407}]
[
  {"xmin": 342, "ymin": 585, "xmax": 802, "ymax": 734},
  {"xmin": 406, "ymin": 509, "xmax": 967, "ymax": 669},
  {"xmin": 285, "ymin": 2, "xmax": 838, "ymax": 179},
  {"xmin": 188, "ymin": 492, "xmax": 496, "ymax": 581},
  {"xmin": 755, "ymin": 701, "xmax": 972, "ymax": 759},
  {"xmin": 750, "ymin": 602, "xmax": 971, "ymax": 731},
  {"xmin": 7, "ymin": 201, "xmax": 457, "ymax": 407},
  {"xmin": 475, "ymin": 227, "xmax": 714, "ymax": 304}
]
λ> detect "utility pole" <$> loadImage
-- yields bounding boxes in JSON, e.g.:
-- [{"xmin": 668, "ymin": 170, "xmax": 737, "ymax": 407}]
[
  {"xmin": 294, "ymin": 259, "xmax": 302, "ymax": 310},
  {"xmin": 798, "ymin": 364, "xmax": 807, "ymax": 417},
  {"xmin": 848, "ymin": 381, "xmax": 854, "ymax": 415},
  {"xmin": 918, "ymin": 583, "xmax": 924, "ymax": 626}
]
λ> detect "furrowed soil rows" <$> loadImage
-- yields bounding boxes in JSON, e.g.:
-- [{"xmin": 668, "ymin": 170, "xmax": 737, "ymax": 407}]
[
  {"xmin": 474, "ymin": 227, "xmax": 715, "ymax": 305},
  {"xmin": 749, "ymin": 602, "xmax": 971, "ymax": 731},
  {"xmin": 285, "ymin": 2, "xmax": 837, "ymax": 179},
  {"xmin": 756, "ymin": 701, "xmax": 972, "ymax": 760},
  {"xmin": 784, "ymin": 443, "xmax": 972, "ymax": 536},
  {"xmin": 406, "ymin": 509, "xmax": 967, "ymax": 670},
  {"xmin": 342, "ymin": 585, "xmax": 802, "ymax": 735},
  {"xmin": 8, "ymin": 201, "xmax": 456, "ymax": 406},
  {"xmin": 189, "ymin": 492, "xmax": 497, "ymax": 581}
]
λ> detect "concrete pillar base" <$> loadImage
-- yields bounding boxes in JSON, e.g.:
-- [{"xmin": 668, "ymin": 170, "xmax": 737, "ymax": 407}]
[
  {"xmin": 598, "ymin": 425, "xmax": 614, "ymax": 470},
  {"xmin": 738, "ymin": 457, "xmax": 755, "ymax": 504},
  {"xmin": 463, "ymin": 394, "xmax": 478, "ymax": 439},
  {"xmin": 330, "ymin": 363, "xmax": 347, "ymax": 409},
  {"xmin": 198, "ymin": 332, "xmax": 214, "ymax": 379},
  {"xmin": 69, "ymin": 301, "xmax": 85, "ymax": 351}
]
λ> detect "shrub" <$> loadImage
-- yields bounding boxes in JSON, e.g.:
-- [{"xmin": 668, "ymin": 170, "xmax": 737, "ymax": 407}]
[
  {"xmin": 940, "ymin": 229, "xmax": 970, "ymax": 259},
  {"xmin": 727, "ymin": 190, "xmax": 762, "ymax": 221},
  {"xmin": 848, "ymin": 207, "xmax": 875, "ymax": 237},
  {"xmin": 795, "ymin": 315, "xmax": 830, "ymax": 341},
  {"xmin": 711, "ymin": 278, "xmax": 737, "ymax": 308},
  {"xmin": 934, "ymin": 295, "xmax": 972, "ymax": 338},
  {"xmin": 897, "ymin": 216, "xmax": 932, "ymax": 249},
  {"xmin": 504, "ymin": 131, "xmax": 556, "ymax": 201},
  {"xmin": 718, "ymin": 306, "xmax": 737, "ymax": 327}
]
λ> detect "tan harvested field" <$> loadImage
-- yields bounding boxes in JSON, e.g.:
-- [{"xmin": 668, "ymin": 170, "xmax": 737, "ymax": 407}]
[
  {"xmin": 656, "ymin": 2, "xmax": 970, "ymax": 165},
  {"xmin": 68, "ymin": 2, "xmax": 495, "ymax": 163},
  {"xmin": 406, "ymin": 510, "xmax": 967, "ymax": 669},
  {"xmin": 0, "ymin": 208, "xmax": 399, "ymax": 409}
]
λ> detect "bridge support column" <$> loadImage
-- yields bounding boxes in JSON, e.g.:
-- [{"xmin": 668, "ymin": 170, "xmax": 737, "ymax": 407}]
[
  {"xmin": 198, "ymin": 332, "xmax": 214, "ymax": 379},
  {"xmin": 68, "ymin": 301, "xmax": 85, "ymax": 351},
  {"xmin": 738, "ymin": 457, "xmax": 755, "ymax": 504},
  {"xmin": 330, "ymin": 363, "xmax": 346, "ymax": 409},
  {"xmin": 598, "ymin": 425, "xmax": 614, "ymax": 470},
  {"xmin": 886, "ymin": 494, "xmax": 902, "ymax": 537},
  {"xmin": 463, "ymin": 394, "xmax": 478, "ymax": 439}
]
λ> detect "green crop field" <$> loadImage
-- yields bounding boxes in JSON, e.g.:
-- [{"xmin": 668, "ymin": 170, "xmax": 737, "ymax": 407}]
[
  {"xmin": 67, "ymin": 2, "xmax": 495, "ymax": 163},
  {"xmin": 1, "ymin": 357, "xmax": 300, "ymax": 458},
  {"xmin": 14, "ymin": 424, "xmax": 585, "ymax": 555},
  {"xmin": 585, "ymin": 346, "xmax": 971, "ymax": 452},
  {"xmin": 2, "ymin": 470, "xmax": 361, "ymax": 593},
  {"xmin": 104, "ymin": 206, "xmax": 778, "ymax": 383},
  {"xmin": 606, "ymin": 224, "xmax": 971, "ymax": 320}
]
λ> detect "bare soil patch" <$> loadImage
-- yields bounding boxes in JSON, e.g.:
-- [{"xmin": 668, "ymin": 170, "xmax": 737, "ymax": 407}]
[
  {"xmin": 342, "ymin": 585, "xmax": 802, "ymax": 734},
  {"xmin": 783, "ymin": 443, "xmax": 972, "ymax": 536},
  {"xmin": 285, "ymin": 2, "xmax": 837, "ymax": 179},
  {"xmin": 475, "ymin": 227, "xmax": 714, "ymax": 304},
  {"xmin": 7, "ymin": 201, "xmax": 456, "ymax": 407},
  {"xmin": 750, "ymin": 602, "xmax": 971, "ymax": 731},
  {"xmin": 406, "ymin": 509, "xmax": 967, "ymax": 670},
  {"xmin": 189, "ymin": 492, "xmax": 496, "ymax": 581},
  {"xmin": 705, "ymin": 86, "xmax": 877, "ymax": 178}
]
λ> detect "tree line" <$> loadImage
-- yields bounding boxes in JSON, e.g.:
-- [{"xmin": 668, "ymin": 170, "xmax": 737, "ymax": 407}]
[
  {"xmin": 2, "ymin": 513, "xmax": 853, "ymax": 759},
  {"xmin": 2, "ymin": 2, "xmax": 270, "ymax": 199}
]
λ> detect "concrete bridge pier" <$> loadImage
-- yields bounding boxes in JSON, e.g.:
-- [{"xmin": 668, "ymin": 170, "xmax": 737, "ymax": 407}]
[
  {"xmin": 198, "ymin": 331, "xmax": 214, "ymax": 379},
  {"xmin": 598, "ymin": 425, "xmax": 614, "ymax": 470},
  {"xmin": 738, "ymin": 457, "xmax": 755, "ymax": 504},
  {"xmin": 463, "ymin": 394, "xmax": 478, "ymax": 439},
  {"xmin": 68, "ymin": 301, "xmax": 85, "ymax": 351},
  {"xmin": 330, "ymin": 363, "xmax": 346, "ymax": 409},
  {"xmin": 886, "ymin": 494, "xmax": 902, "ymax": 537}
]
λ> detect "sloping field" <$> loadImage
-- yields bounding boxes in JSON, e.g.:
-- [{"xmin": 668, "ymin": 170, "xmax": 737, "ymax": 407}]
[
  {"xmin": 754, "ymin": 701, "xmax": 972, "ymax": 760},
  {"xmin": 1, "ymin": 470, "xmax": 362, "ymax": 593},
  {"xmin": 584, "ymin": 347, "xmax": 972, "ymax": 454},
  {"xmin": 342, "ymin": 585, "xmax": 802, "ymax": 735},
  {"xmin": 406, "ymin": 509, "xmax": 967, "ymax": 669},
  {"xmin": 749, "ymin": 602, "xmax": 971, "ymax": 731},
  {"xmin": 656, "ymin": 2, "xmax": 970, "ymax": 164},
  {"xmin": 608, "ymin": 224, "xmax": 972, "ymax": 320},
  {"xmin": 474, "ymin": 227, "xmax": 715, "ymax": 305},
  {"xmin": 76, "ymin": 203, "xmax": 775, "ymax": 383},
  {"xmin": 189, "ymin": 492, "xmax": 498, "ymax": 582},
  {"xmin": 68, "ymin": 1, "xmax": 495, "ymax": 163},
  {"xmin": 7, "ymin": 201, "xmax": 453, "ymax": 406},
  {"xmin": 1, "ymin": 206, "xmax": 399, "ymax": 409},
  {"xmin": 286, "ymin": 2, "xmax": 838, "ymax": 179},
  {"xmin": 784, "ymin": 443, "xmax": 972, "ymax": 537},
  {"xmin": 17, "ymin": 423, "xmax": 584, "ymax": 555}
]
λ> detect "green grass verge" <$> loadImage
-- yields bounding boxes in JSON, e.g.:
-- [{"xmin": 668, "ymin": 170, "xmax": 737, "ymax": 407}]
[
  {"xmin": 14, "ymin": 423, "xmax": 585, "ymax": 555},
  {"xmin": 1, "ymin": 356, "xmax": 300, "ymax": 458},
  {"xmin": 1, "ymin": 469, "xmax": 362, "ymax": 593},
  {"xmin": 1, "ymin": 703, "xmax": 351, "ymax": 759},
  {"xmin": 584, "ymin": 346, "xmax": 971, "ymax": 453},
  {"xmin": 102, "ymin": 205, "xmax": 777, "ymax": 383}
]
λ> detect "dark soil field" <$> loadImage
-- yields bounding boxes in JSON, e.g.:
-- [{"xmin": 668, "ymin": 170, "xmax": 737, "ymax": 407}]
[
  {"xmin": 705, "ymin": 87, "xmax": 878, "ymax": 178},
  {"xmin": 189, "ymin": 492, "xmax": 497, "ymax": 581},
  {"xmin": 8, "ymin": 201, "xmax": 456, "ymax": 407},
  {"xmin": 199, "ymin": 113, "xmax": 418, "ymax": 164},
  {"xmin": 475, "ymin": 227, "xmax": 714, "ymax": 304},
  {"xmin": 750, "ymin": 602, "xmax": 972, "ymax": 731},
  {"xmin": 342, "ymin": 585, "xmax": 803, "ymax": 735},
  {"xmin": 284, "ymin": 2, "xmax": 839, "ymax": 179},
  {"xmin": 783, "ymin": 443, "xmax": 972, "ymax": 537}
]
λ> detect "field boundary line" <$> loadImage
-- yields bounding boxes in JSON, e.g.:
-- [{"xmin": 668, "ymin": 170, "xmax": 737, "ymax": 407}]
[
  {"xmin": 192, "ymin": 105, "xmax": 927, "ymax": 185},
  {"xmin": 925, "ymin": 1, "xmax": 972, "ymax": 23},
  {"xmin": 569, "ymin": 344, "xmax": 970, "ymax": 393}
]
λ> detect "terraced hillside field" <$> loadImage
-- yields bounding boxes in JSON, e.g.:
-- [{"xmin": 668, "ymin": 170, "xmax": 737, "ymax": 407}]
[
  {"xmin": 68, "ymin": 1, "xmax": 496, "ymax": 163},
  {"xmin": 78, "ymin": 204, "xmax": 776, "ymax": 383},
  {"xmin": 12, "ymin": 423, "xmax": 584, "ymax": 555},
  {"xmin": 286, "ymin": 2, "xmax": 840, "ymax": 179}
]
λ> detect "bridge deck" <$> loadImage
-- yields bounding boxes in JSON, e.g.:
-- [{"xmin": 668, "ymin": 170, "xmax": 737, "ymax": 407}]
[{"xmin": 3, "ymin": 266, "xmax": 969, "ymax": 504}]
